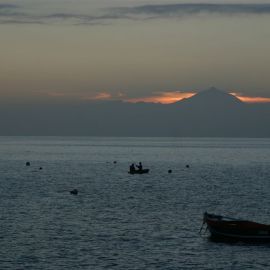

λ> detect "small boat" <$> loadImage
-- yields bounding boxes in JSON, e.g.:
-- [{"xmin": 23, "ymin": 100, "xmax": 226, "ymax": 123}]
[
  {"xmin": 129, "ymin": 169, "xmax": 149, "ymax": 174},
  {"xmin": 202, "ymin": 212, "xmax": 270, "ymax": 242}
]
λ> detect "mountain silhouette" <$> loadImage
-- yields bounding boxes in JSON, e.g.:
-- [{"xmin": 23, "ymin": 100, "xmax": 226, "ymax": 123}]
[
  {"xmin": 174, "ymin": 87, "xmax": 243, "ymax": 113},
  {"xmin": 183, "ymin": 87, "xmax": 242, "ymax": 105},
  {"xmin": 0, "ymin": 87, "xmax": 269, "ymax": 136}
]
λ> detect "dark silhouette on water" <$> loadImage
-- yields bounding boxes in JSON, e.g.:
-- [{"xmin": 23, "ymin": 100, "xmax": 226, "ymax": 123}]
[
  {"xmin": 129, "ymin": 162, "xmax": 149, "ymax": 174},
  {"xmin": 136, "ymin": 162, "xmax": 143, "ymax": 171},
  {"xmin": 168, "ymin": 169, "xmax": 172, "ymax": 173},
  {"xmin": 70, "ymin": 189, "xmax": 78, "ymax": 195},
  {"xmin": 26, "ymin": 161, "xmax": 30, "ymax": 166},
  {"xmin": 129, "ymin": 163, "xmax": 135, "ymax": 173},
  {"xmin": 201, "ymin": 212, "xmax": 270, "ymax": 243},
  {"xmin": 129, "ymin": 169, "xmax": 150, "ymax": 174}
]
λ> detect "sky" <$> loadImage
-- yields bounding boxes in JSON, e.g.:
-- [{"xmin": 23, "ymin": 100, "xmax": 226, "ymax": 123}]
[{"xmin": 1, "ymin": 0, "xmax": 270, "ymax": 104}]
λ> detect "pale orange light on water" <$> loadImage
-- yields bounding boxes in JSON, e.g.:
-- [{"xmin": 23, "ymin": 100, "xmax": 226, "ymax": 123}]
[{"xmin": 125, "ymin": 92, "xmax": 195, "ymax": 104}]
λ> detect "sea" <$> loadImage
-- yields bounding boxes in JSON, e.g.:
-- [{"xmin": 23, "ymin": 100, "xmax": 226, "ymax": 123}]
[{"xmin": 1, "ymin": 136, "xmax": 270, "ymax": 270}]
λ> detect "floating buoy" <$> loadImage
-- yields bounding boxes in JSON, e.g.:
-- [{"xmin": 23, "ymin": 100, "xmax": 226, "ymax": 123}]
[
  {"xmin": 26, "ymin": 162, "xmax": 30, "ymax": 166},
  {"xmin": 39, "ymin": 167, "xmax": 43, "ymax": 170},
  {"xmin": 70, "ymin": 189, "xmax": 78, "ymax": 195},
  {"xmin": 168, "ymin": 169, "xmax": 172, "ymax": 173},
  {"xmin": 186, "ymin": 164, "xmax": 190, "ymax": 168},
  {"xmin": 113, "ymin": 161, "xmax": 117, "ymax": 164}
]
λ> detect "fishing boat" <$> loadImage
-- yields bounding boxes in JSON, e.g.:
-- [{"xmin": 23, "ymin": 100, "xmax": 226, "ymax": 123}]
[
  {"xmin": 129, "ymin": 169, "xmax": 149, "ymax": 174},
  {"xmin": 201, "ymin": 212, "xmax": 270, "ymax": 242}
]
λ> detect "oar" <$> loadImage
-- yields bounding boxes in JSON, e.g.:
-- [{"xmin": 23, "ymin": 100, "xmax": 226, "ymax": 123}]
[{"xmin": 199, "ymin": 221, "xmax": 205, "ymax": 234}]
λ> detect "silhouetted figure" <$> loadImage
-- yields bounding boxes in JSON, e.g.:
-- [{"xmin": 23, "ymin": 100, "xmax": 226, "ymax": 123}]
[
  {"xmin": 70, "ymin": 189, "xmax": 78, "ymax": 195},
  {"xmin": 26, "ymin": 162, "xmax": 30, "ymax": 166},
  {"xmin": 168, "ymin": 169, "xmax": 172, "ymax": 173},
  {"xmin": 137, "ymin": 162, "xmax": 143, "ymax": 171},
  {"xmin": 129, "ymin": 163, "xmax": 135, "ymax": 173}
]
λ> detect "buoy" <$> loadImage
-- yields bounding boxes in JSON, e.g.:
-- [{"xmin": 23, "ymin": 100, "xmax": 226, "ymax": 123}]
[
  {"xmin": 39, "ymin": 167, "xmax": 43, "ymax": 170},
  {"xmin": 70, "ymin": 189, "xmax": 78, "ymax": 195},
  {"xmin": 113, "ymin": 161, "xmax": 117, "ymax": 164},
  {"xmin": 186, "ymin": 164, "xmax": 190, "ymax": 168},
  {"xmin": 168, "ymin": 170, "xmax": 172, "ymax": 173},
  {"xmin": 26, "ymin": 162, "xmax": 30, "ymax": 166}
]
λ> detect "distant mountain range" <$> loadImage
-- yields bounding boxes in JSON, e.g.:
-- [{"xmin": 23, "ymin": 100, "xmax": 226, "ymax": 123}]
[{"xmin": 1, "ymin": 87, "xmax": 270, "ymax": 137}]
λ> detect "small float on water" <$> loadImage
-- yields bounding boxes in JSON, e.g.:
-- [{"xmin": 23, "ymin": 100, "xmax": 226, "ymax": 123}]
[
  {"xmin": 70, "ymin": 189, "xmax": 78, "ymax": 195},
  {"xmin": 201, "ymin": 212, "xmax": 270, "ymax": 242}
]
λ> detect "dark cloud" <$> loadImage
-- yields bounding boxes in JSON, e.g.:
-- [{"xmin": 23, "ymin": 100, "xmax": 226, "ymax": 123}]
[
  {"xmin": 0, "ymin": 4, "xmax": 17, "ymax": 9},
  {"xmin": 0, "ymin": 4, "xmax": 125, "ymax": 25},
  {"xmin": 0, "ymin": 3, "xmax": 18, "ymax": 16},
  {"xmin": 45, "ymin": 13, "xmax": 128, "ymax": 25},
  {"xmin": 1, "ymin": 3, "xmax": 270, "ymax": 25},
  {"xmin": 113, "ymin": 3, "xmax": 270, "ymax": 18},
  {"xmin": 0, "ymin": 3, "xmax": 32, "ymax": 23}
]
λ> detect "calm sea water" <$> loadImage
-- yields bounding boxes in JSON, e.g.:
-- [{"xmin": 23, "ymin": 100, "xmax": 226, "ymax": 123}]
[{"xmin": 1, "ymin": 137, "xmax": 270, "ymax": 269}]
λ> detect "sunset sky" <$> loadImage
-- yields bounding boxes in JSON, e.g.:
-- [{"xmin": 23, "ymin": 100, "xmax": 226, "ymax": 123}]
[{"xmin": 1, "ymin": 0, "xmax": 270, "ymax": 104}]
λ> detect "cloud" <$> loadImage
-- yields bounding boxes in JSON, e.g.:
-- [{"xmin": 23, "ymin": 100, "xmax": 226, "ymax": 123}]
[
  {"xmin": 87, "ymin": 92, "xmax": 112, "ymax": 101},
  {"xmin": 230, "ymin": 92, "xmax": 270, "ymax": 103},
  {"xmin": 0, "ymin": 3, "xmax": 18, "ymax": 17},
  {"xmin": 1, "ymin": 3, "xmax": 270, "ymax": 25},
  {"xmin": 114, "ymin": 3, "xmax": 270, "ymax": 19},
  {"xmin": 47, "ymin": 89, "xmax": 270, "ymax": 104},
  {"xmin": 0, "ymin": 2, "xmax": 126, "ymax": 25},
  {"xmin": 124, "ymin": 91, "xmax": 195, "ymax": 104},
  {"xmin": 45, "ymin": 90, "xmax": 196, "ymax": 104},
  {"xmin": 47, "ymin": 91, "xmax": 117, "ymax": 101},
  {"xmin": 126, "ymin": 91, "xmax": 270, "ymax": 104},
  {"xmin": 0, "ymin": 4, "xmax": 16, "ymax": 9},
  {"xmin": 0, "ymin": 3, "xmax": 43, "ymax": 24}
]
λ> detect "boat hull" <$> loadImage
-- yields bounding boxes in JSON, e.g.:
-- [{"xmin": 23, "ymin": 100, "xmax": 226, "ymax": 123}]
[
  {"xmin": 129, "ymin": 169, "xmax": 149, "ymax": 174},
  {"xmin": 208, "ymin": 227, "xmax": 270, "ymax": 242},
  {"xmin": 204, "ymin": 212, "xmax": 270, "ymax": 242}
]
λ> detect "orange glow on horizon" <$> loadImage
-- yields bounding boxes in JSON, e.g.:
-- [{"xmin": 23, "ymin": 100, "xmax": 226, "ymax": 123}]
[
  {"xmin": 230, "ymin": 92, "xmax": 270, "ymax": 103},
  {"xmin": 50, "ymin": 90, "xmax": 270, "ymax": 104},
  {"xmin": 86, "ymin": 92, "xmax": 112, "ymax": 101},
  {"xmin": 125, "ymin": 91, "xmax": 195, "ymax": 104}
]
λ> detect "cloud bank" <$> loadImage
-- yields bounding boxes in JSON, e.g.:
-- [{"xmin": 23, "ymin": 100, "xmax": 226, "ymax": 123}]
[
  {"xmin": 230, "ymin": 93, "xmax": 270, "ymax": 103},
  {"xmin": 124, "ymin": 91, "xmax": 195, "ymax": 104},
  {"xmin": 46, "ymin": 89, "xmax": 270, "ymax": 104},
  {"xmin": 115, "ymin": 3, "xmax": 270, "ymax": 17},
  {"xmin": 1, "ymin": 3, "xmax": 270, "ymax": 25}
]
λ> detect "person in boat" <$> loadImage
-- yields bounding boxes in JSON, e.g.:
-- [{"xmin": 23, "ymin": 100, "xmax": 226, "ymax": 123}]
[
  {"xmin": 136, "ymin": 162, "xmax": 143, "ymax": 171},
  {"xmin": 129, "ymin": 163, "xmax": 135, "ymax": 173}
]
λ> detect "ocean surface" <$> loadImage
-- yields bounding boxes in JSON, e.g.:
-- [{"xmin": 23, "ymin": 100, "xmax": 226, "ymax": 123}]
[{"xmin": 1, "ymin": 137, "xmax": 270, "ymax": 269}]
